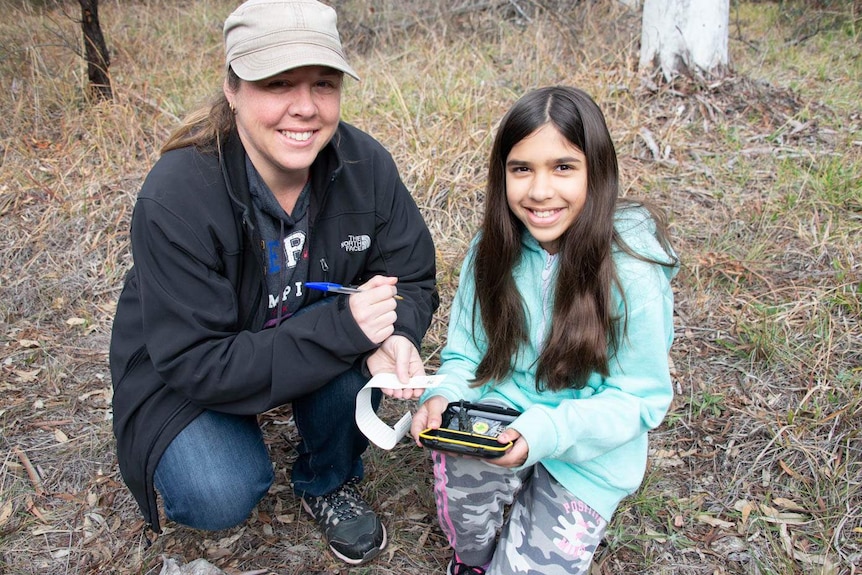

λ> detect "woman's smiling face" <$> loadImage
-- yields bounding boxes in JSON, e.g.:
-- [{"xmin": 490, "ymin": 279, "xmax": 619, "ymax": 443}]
[
  {"xmin": 226, "ymin": 65, "xmax": 342, "ymax": 190},
  {"xmin": 505, "ymin": 123, "xmax": 589, "ymax": 254}
]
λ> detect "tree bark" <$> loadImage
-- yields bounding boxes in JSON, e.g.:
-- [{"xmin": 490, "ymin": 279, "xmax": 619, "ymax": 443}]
[
  {"xmin": 78, "ymin": 0, "xmax": 112, "ymax": 100},
  {"xmin": 639, "ymin": 0, "xmax": 729, "ymax": 82}
]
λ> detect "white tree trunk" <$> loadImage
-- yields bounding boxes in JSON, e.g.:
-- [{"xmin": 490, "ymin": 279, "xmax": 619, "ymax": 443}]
[{"xmin": 639, "ymin": 0, "xmax": 729, "ymax": 81}]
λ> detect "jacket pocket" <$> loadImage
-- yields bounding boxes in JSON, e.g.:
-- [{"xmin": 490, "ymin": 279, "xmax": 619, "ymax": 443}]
[{"xmin": 112, "ymin": 345, "xmax": 148, "ymax": 392}]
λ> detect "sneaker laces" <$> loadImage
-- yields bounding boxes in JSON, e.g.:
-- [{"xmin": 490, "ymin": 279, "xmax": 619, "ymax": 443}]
[{"xmin": 318, "ymin": 479, "xmax": 364, "ymax": 522}]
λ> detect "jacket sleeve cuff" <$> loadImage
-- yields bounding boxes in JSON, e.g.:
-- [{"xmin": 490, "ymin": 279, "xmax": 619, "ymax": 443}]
[
  {"xmin": 509, "ymin": 406, "xmax": 557, "ymax": 469},
  {"xmin": 418, "ymin": 382, "xmax": 481, "ymax": 406}
]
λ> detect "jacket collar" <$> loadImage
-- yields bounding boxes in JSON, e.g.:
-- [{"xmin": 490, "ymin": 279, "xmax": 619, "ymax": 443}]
[
  {"xmin": 219, "ymin": 124, "xmax": 345, "ymax": 224},
  {"xmin": 521, "ymin": 229, "xmax": 545, "ymax": 254}
]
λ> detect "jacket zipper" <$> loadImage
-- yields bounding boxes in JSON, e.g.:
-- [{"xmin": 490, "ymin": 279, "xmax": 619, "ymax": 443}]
[
  {"xmin": 538, "ymin": 252, "xmax": 556, "ymax": 345},
  {"xmin": 319, "ymin": 257, "xmax": 329, "ymax": 280},
  {"xmin": 240, "ymin": 215, "xmax": 263, "ymax": 330}
]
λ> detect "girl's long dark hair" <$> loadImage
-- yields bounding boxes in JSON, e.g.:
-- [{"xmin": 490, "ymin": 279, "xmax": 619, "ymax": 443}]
[{"xmin": 472, "ymin": 86, "xmax": 674, "ymax": 391}]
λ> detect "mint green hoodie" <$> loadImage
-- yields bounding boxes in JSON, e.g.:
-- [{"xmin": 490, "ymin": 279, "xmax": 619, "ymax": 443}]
[{"xmin": 422, "ymin": 206, "xmax": 678, "ymax": 521}]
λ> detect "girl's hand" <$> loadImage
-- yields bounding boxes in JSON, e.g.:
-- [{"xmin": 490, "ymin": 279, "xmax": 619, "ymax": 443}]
[
  {"xmin": 367, "ymin": 335, "xmax": 426, "ymax": 399},
  {"xmin": 410, "ymin": 395, "xmax": 449, "ymax": 446},
  {"xmin": 489, "ymin": 428, "xmax": 529, "ymax": 468},
  {"xmin": 349, "ymin": 276, "xmax": 399, "ymax": 344}
]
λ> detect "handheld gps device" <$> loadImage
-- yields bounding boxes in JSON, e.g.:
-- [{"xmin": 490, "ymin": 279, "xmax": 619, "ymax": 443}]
[{"xmin": 418, "ymin": 401, "xmax": 521, "ymax": 458}]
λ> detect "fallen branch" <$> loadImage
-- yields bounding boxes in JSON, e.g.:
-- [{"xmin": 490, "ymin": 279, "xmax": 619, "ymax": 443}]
[{"xmin": 13, "ymin": 446, "xmax": 45, "ymax": 496}]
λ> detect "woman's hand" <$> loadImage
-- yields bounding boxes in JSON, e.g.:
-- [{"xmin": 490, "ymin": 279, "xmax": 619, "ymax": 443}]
[
  {"xmin": 367, "ymin": 335, "xmax": 426, "ymax": 400},
  {"xmin": 409, "ymin": 395, "xmax": 449, "ymax": 446},
  {"xmin": 349, "ymin": 276, "xmax": 399, "ymax": 344},
  {"xmin": 488, "ymin": 428, "xmax": 529, "ymax": 468}
]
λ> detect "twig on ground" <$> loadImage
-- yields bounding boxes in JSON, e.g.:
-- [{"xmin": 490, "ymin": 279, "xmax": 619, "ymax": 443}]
[{"xmin": 12, "ymin": 446, "xmax": 45, "ymax": 496}]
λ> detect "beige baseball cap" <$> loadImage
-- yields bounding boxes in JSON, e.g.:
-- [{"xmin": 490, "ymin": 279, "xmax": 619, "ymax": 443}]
[{"xmin": 224, "ymin": 0, "xmax": 359, "ymax": 82}]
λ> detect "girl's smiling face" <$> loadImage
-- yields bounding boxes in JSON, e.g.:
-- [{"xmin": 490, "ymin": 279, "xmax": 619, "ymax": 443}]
[{"xmin": 505, "ymin": 123, "xmax": 588, "ymax": 254}]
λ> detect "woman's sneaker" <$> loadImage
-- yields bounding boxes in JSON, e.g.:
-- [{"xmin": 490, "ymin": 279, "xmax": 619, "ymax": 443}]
[
  {"xmin": 447, "ymin": 555, "xmax": 486, "ymax": 575},
  {"xmin": 301, "ymin": 478, "xmax": 387, "ymax": 565}
]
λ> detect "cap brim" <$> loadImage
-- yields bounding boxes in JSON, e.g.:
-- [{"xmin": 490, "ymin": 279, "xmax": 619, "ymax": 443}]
[{"xmin": 230, "ymin": 44, "xmax": 359, "ymax": 82}]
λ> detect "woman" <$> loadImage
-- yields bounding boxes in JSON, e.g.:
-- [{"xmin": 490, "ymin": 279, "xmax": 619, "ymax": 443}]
[{"xmin": 110, "ymin": 0, "xmax": 438, "ymax": 566}]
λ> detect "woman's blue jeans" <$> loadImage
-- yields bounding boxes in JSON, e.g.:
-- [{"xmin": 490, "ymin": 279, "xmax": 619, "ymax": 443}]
[{"xmin": 153, "ymin": 304, "xmax": 381, "ymax": 531}]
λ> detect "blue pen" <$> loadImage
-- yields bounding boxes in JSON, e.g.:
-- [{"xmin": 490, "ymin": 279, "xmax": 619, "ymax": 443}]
[{"xmin": 305, "ymin": 282, "xmax": 403, "ymax": 300}]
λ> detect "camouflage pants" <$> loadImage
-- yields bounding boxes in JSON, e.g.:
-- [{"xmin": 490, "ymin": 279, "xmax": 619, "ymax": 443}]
[{"xmin": 431, "ymin": 451, "xmax": 607, "ymax": 575}]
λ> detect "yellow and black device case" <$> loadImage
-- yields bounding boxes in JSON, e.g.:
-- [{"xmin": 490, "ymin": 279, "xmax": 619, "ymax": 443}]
[{"xmin": 418, "ymin": 401, "xmax": 521, "ymax": 458}]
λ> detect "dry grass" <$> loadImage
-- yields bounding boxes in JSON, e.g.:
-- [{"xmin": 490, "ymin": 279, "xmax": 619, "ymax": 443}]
[{"xmin": 1, "ymin": 0, "xmax": 860, "ymax": 574}]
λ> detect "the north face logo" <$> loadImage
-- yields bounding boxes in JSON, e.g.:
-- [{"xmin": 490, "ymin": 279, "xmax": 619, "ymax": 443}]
[{"xmin": 341, "ymin": 234, "xmax": 371, "ymax": 252}]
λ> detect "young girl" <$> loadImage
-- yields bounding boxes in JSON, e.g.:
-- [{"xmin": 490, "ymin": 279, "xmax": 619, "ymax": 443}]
[{"xmin": 410, "ymin": 86, "xmax": 678, "ymax": 575}]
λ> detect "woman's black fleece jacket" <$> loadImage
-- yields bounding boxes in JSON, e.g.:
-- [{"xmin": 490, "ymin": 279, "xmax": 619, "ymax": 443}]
[{"xmin": 109, "ymin": 122, "xmax": 438, "ymax": 532}]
